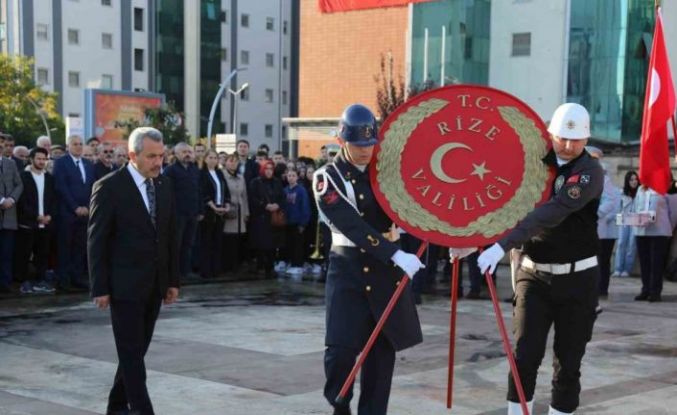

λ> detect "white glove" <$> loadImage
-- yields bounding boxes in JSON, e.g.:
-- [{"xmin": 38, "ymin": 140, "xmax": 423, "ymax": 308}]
[
  {"xmin": 391, "ymin": 250, "xmax": 425, "ymax": 279},
  {"xmin": 448, "ymin": 247, "xmax": 477, "ymax": 260},
  {"xmin": 477, "ymin": 243, "xmax": 505, "ymax": 274}
]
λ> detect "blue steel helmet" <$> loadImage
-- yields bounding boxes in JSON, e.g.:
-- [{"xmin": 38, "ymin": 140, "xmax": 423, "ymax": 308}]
[{"xmin": 338, "ymin": 104, "xmax": 378, "ymax": 147}]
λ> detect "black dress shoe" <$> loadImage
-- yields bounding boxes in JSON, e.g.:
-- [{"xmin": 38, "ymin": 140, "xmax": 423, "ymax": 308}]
[
  {"xmin": 648, "ymin": 294, "xmax": 662, "ymax": 302},
  {"xmin": 106, "ymin": 410, "xmax": 129, "ymax": 415},
  {"xmin": 634, "ymin": 293, "xmax": 650, "ymax": 301}
]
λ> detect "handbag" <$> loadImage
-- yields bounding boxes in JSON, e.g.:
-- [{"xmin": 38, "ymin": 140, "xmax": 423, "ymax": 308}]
[{"xmin": 271, "ymin": 209, "xmax": 286, "ymax": 227}]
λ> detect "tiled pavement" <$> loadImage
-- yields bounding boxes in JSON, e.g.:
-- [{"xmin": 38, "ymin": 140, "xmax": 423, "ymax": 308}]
[{"xmin": 1, "ymin": 271, "xmax": 676, "ymax": 414}]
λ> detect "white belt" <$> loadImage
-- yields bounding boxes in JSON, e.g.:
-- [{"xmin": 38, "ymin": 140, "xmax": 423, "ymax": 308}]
[
  {"xmin": 520, "ymin": 256, "xmax": 597, "ymax": 275},
  {"xmin": 332, "ymin": 232, "xmax": 356, "ymax": 247}
]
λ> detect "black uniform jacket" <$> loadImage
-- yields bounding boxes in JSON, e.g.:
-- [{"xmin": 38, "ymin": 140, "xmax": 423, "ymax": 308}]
[
  {"xmin": 88, "ymin": 167, "xmax": 180, "ymax": 301},
  {"xmin": 499, "ymin": 150, "xmax": 604, "ymax": 263},
  {"xmin": 315, "ymin": 151, "xmax": 423, "ymax": 352}
]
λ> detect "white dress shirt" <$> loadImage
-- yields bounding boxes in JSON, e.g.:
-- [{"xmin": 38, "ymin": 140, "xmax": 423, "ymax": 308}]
[
  {"xmin": 209, "ymin": 169, "xmax": 222, "ymax": 205},
  {"xmin": 127, "ymin": 163, "xmax": 151, "ymax": 213},
  {"xmin": 70, "ymin": 154, "xmax": 86, "ymax": 183},
  {"xmin": 31, "ymin": 170, "xmax": 46, "ymax": 228}
]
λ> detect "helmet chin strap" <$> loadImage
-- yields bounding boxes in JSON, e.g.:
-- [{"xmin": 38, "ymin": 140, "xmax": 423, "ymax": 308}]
[{"xmin": 342, "ymin": 146, "xmax": 367, "ymax": 171}]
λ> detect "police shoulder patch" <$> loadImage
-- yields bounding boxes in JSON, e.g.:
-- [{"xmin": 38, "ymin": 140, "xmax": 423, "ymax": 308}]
[
  {"xmin": 567, "ymin": 185, "xmax": 582, "ymax": 199},
  {"xmin": 323, "ymin": 190, "xmax": 339, "ymax": 205}
]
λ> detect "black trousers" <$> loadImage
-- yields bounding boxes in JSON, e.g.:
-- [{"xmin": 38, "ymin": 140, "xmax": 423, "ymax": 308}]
[
  {"xmin": 509, "ymin": 266, "xmax": 598, "ymax": 413},
  {"xmin": 14, "ymin": 227, "xmax": 50, "ymax": 283},
  {"xmin": 108, "ymin": 291, "xmax": 162, "ymax": 415},
  {"xmin": 199, "ymin": 216, "xmax": 224, "ymax": 279},
  {"xmin": 636, "ymin": 236, "xmax": 671, "ymax": 296},
  {"xmin": 176, "ymin": 215, "xmax": 198, "ymax": 277},
  {"xmin": 285, "ymin": 224, "xmax": 305, "ymax": 267},
  {"xmin": 222, "ymin": 233, "xmax": 246, "ymax": 272},
  {"xmin": 57, "ymin": 218, "xmax": 88, "ymax": 287},
  {"xmin": 324, "ymin": 335, "xmax": 396, "ymax": 415},
  {"xmin": 597, "ymin": 238, "xmax": 616, "ymax": 295}
]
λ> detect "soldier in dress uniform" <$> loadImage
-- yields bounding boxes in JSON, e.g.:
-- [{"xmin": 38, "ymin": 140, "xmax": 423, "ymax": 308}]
[
  {"xmin": 313, "ymin": 104, "xmax": 425, "ymax": 415},
  {"xmin": 475, "ymin": 103, "xmax": 604, "ymax": 415}
]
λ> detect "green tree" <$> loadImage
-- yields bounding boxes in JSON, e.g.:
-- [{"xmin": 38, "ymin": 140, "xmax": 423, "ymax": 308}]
[
  {"xmin": 0, "ymin": 55, "xmax": 65, "ymax": 146},
  {"xmin": 115, "ymin": 102, "xmax": 190, "ymax": 146}
]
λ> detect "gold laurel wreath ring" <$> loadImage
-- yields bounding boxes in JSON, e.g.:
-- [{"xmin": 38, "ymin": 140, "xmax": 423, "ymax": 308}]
[{"xmin": 376, "ymin": 98, "xmax": 550, "ymax": 238}]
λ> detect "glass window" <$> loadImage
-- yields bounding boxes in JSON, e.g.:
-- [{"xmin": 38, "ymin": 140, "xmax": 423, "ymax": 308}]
[
  {"xmin": 134, "ymin": 8, "xmax": 144, "ymax": 31},
  {"xmin": 265, "ymin": 124, "xmax": 273, "ymax": 138},
  {"xmin": 241, "ymin": 13, "xmax": 249, "ymax": 28},
  {"xmin": 220, "ymin": 48, "xmax": 228, "ymax": 61},
  {"xmin": 101, "ymin": 0, "xmax": 111, "ymax": 5},
  {"xmin": 410, "ymin": 0, "xmax": 490, "ymax": 88},
  {"xmin": 134, "ymin": 48, "xmax": 144, "ymax": 71},
  {"xmin": 241, "ymin": 50, "xmax": 249, "ymax": 65},
  {"xmin": 102, "ymin": 33, "xmax": 113, "ymax": 49},
  {"xmin": 567, "ymin": 0, "xmax": 653, "ymax": 142},
  {"xmin": 68, "ymin": 71, "xmax": 80, "ymax": 87},
  {"xmin": 283, "ymin": 56, "xmax": 288, "ymax": 70},
  {"xmin": 220, "ymin": 10, "xmax": 227, "ymax": 23},
  {"xmin": 67, "ymin": 29, "xmax": 79, "ymax": 45},
  {"xmin": 283, "ymin": 20, "xmax": 288, "ymax": 35},
  {"xmin": 240, "ymin": 122, "xmax": 248, "ymax": 136},
  {"xmin": 241, "ymin": 87, "xmax": 249, "ymax": 101},
  {"xmin": 265, "ymin": 89, "xmax": 274, "ymax": 103},
  {"xmin": 36, "ymin": 24, "xmax": 49, "ymax": 41},
  {"xmin": 102, "ymin": 74, "xmax": 113, "ymax": 89},
  {"xmin": 266, "ymin": 52, "xmax": 274, "ymax": 67},
  {"xmin": 266, "ymin": 17, "xmax": 274, "ymax": 31},
  {"xmin": 37, "ymin": 68, "xmax": 49, "ymax": 85},
  {"xmin": 282, "ymin": 90, "xmax": 288, "ymax": 105},
  {"xmin": 511, "ymin": 33, "xmax": 531, "ymax": 57}
]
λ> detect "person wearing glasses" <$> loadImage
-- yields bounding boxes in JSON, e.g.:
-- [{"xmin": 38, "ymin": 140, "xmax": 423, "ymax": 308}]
[{"xmin": 94, "ymin": 142, "xmax": 118, "ymax": 180}]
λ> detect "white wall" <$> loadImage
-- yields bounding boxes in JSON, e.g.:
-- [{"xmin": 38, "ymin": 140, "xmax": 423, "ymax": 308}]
[
  {"xmin": 60, "ymin": 0, "xmax": 122, "ymax": 117},
  {"xmin": 223, "ymin": 0, "xmax": 293, "ymax": 151},
  {"xmin": 33, "ymin": 0, "xmax": 54, "ymax": 92},
  {"xmin": 489, "ymin": 0, "xmax": 568, "ymax": 121}
]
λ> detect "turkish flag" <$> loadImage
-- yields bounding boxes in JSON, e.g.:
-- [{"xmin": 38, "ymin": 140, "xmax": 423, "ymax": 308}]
[
  {"xmin": 639, "ymin": 7, "xmax": 676, "ymax": 194},
  {"xmin": 318, "ymin": 0, "xmax": 434, "ymax": 13}
]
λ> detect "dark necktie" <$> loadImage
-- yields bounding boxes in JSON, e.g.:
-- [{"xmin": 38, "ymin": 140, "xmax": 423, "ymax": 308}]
[
  {"xmin": 145, "ymin": 178, "xmax": 156, "ymax": 228},
  {"xmin": 75, "ymin": 160, "xmax": 85, "ymax": 183}
]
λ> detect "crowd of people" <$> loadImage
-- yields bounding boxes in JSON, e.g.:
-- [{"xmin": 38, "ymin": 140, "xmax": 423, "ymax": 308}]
[
  {"xmin": 0, "ymin": 132, "xmax": 345, "ymax": 295},
  {"xmin": 0, "ymin": 131, "xmax": 676, "ymax": 305}
]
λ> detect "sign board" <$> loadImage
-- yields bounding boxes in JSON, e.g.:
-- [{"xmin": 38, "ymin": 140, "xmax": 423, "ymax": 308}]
[
  {"xmin": 371, "ymin": 85, "xmax": 555, "ymax": 247},
  {"xmin": 66, "ymin": 116, "xmax": 84, "ymax": 139},
  {"xmin": 216, "ymin": 134, "xmax": 237, "ymax": 154}
]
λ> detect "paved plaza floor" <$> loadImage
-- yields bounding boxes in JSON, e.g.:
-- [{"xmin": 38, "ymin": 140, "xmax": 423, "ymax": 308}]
[{"xmin": 1, "ymin": 270, "xmax": 676, "ymax": 414}]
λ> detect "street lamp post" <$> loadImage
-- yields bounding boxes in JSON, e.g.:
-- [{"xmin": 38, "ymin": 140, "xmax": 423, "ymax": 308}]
[
  {"xmin": 25, "ymin": 96, "xmax": 51, "ymax": 140},
  {"xmin": 228, "ymin": 82, "xmax": 250, "ymax": 135},
  {"xmin": 206, "ymin": 67, "xmax": 247, "ymax": 148}
]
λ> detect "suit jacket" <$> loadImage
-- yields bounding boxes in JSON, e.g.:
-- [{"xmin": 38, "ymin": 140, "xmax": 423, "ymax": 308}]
[
  {"xmin": 242, "ymin": 158, "xmax": 259, "ymax": 189},
  {"xmin": 0, "ymin": 157, "xmax": 24, "ymax": 230},
  {"xmin": 17, "ymin": 170, "xmax": 56, "ymax": 229},
  {"xmin": 53, "ymin": 154, "xmax": 95, "ymax": 221},
  {"xmin": 88, "ymin": 167, "xmax": 180, "ymax": 301},
  {"xmin": 199, "ymin": 168, "xmax": 230, "ymax": 224},
  {"xmin": 94, "ymin": 161, "xmax": 117, "ymax": 181}
]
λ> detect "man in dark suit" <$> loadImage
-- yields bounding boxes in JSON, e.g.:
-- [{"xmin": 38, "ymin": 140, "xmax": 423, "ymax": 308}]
[
  {"xmin": 0, "ymin": 133, "xmax": 23, "ymax": 293},
  {"xmin": 236, "ymin": 139, "xmax": 259, "ymax": 188},
  {"xmin": 94, "ymin": 142, "xmax": 118, "ymax": 180},
  {"xmin": 89, "ymin": 127, "xmax": 179, "ymax": 415},
  {"xmin": 15, "ymin": 147, "xmax": 56, "ymax": 294},
  {"xmin": 53, "ymin": 135, "xmax": 95, "ymax": 291}
]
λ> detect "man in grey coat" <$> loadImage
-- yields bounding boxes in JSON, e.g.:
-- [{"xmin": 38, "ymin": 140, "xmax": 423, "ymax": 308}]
[{"xmin": 0, "ymin": 133, "xmax": 24, "ymax": 293}]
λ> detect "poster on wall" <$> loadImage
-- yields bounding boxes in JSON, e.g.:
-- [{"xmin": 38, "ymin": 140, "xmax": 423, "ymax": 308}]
[{"xmin": 84, "ymin": 89, "xmax": 165, "ymax": 144}]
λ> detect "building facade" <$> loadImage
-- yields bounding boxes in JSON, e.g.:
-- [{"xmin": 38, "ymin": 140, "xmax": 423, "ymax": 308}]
[
  {"xmin": 1, "ymin": 0, "xmax": 298, "ymax": 148},
  {"xmin": 0, "ymin": 0, "xmax": 152, "ymax": 120}
]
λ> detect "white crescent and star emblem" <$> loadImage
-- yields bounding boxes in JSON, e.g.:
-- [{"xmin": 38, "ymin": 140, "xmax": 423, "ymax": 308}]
[
  {"xmin": 429, "ymin": 142, "xmax": 492, "ymax": 184},
  {"xmin": 555, "ymin": 175, "xmax": 565, "ymax": 192}
]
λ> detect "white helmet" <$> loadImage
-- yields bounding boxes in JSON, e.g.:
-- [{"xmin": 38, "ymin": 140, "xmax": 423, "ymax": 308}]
[{"xmin": 547, "ymin": 103, "xmax": 590, "ymax": 140}]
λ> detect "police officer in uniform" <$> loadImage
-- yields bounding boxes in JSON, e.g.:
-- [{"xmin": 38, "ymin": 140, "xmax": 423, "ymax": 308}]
[
  {"xmin": 475, "ymin": 103, "xmax": 604, "ymax": 415},
  {"xmin": 314, "ymin": 104, "xmax": 425, "ymax": 415}
]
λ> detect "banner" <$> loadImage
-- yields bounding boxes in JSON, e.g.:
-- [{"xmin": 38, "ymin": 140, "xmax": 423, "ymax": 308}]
[{"xmin": 318, "ymin": 0, "xmax": 434, "ymax": 13}]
